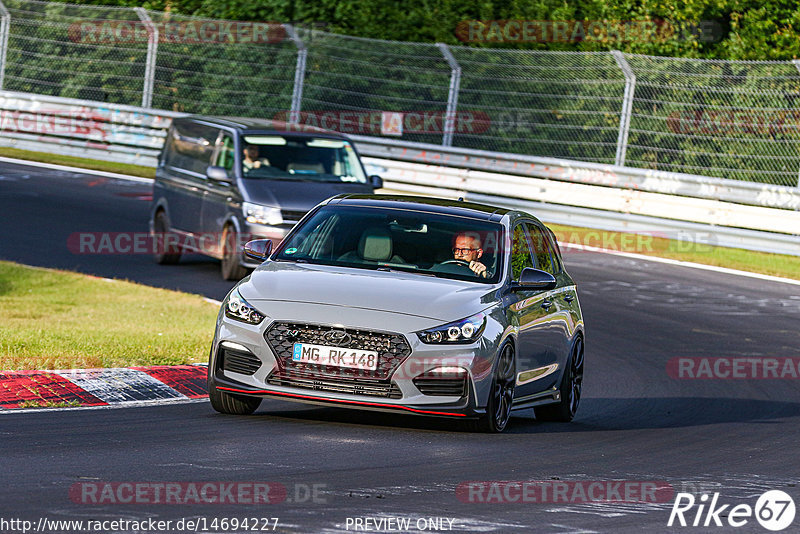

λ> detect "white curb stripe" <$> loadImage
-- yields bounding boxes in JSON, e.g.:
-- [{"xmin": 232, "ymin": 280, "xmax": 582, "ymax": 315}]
[
  {"xmin": 0, "ymin": 156, "xmax": 152, "ymax": 183},
  {"xmin": 55, "ymin": 368, "xmax": 186, "ymax": 403}
]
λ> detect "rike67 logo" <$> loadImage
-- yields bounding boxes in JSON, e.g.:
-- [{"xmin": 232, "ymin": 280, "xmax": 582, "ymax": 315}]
[{"xmin": 668, "ymin": 490, "xmax": 796, "ymax": 531}]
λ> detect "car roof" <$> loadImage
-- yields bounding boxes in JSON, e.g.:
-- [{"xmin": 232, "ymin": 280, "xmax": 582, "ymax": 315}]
[
  {"xmin": 175, "ymin": 115, "xmax": 346, "ymax": 137},
  {"xmin": 327, "ymin": 194, "xmax": 516, "ymax": 222}
]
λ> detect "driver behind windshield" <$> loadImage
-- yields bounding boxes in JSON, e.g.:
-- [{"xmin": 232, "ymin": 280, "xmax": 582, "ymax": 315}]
[
  {"xmin": 243, "ymin": 144, "xmax": 269, "ymax": 173},
  {"xmin": 452, "ymin": 232, "xmax": 487, "ymax": 278}
]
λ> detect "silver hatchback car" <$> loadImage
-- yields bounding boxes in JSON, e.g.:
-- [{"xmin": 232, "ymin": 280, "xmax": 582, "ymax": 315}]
[{"xmin": 208, "ymin": 195, "xmax": 585, "ymax": 432}]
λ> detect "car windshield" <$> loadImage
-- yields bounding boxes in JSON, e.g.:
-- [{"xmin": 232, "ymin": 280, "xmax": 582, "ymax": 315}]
[
  {"xmin": 274, "ymin": 205, "xmax": 505, "ymax": 284},
  {"xmin": 241, "ymin": 135, "xmax": 367, "ymax": 184}
]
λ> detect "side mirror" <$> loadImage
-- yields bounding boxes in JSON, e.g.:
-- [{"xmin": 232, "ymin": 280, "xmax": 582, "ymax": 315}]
[
  {"xmin": 511, "ymin": 267, "xmax": 557, "ymax": 291},
  {"xmin": 243, "ymin": 239, "xmax": 273, "ymax": 262},
  {"xmin": 206, "ymin": 165, "xmax": 232, "ymax": 184},
  {"xmin": 369, "ymin": 175, "xmax": 383, "ymax": 189}
]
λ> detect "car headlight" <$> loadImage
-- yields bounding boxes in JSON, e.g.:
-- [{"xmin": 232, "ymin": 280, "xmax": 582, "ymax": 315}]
[
  {"xmin": 417, "ymin": 312, "xmax": 486, "ymax": 344},
  {"xmin": 243, "ymin": 202, "xmax": 283, "ymax": 226},
  {"xmin": 224, "ymin": 288, "xmax": 266, "ymax": 325}
]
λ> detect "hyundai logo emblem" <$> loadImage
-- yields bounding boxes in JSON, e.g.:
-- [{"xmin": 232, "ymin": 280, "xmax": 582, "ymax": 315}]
[{"xmin": 323, "ymin": 329, "xmax": 351, "ymax": 346}]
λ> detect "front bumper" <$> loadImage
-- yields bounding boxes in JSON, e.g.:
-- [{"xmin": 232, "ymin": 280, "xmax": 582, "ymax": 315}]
[{"xmin": 208, "ymin": 312, "xmax": 501, "ymax": 419}]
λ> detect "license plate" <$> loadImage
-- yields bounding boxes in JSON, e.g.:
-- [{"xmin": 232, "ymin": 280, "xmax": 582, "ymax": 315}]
[{"xmin": 292, "ymin": 343, "xmax": 379, "ymax": 371}]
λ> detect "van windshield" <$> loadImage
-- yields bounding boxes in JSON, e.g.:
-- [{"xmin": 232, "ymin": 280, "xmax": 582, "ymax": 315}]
[{"xmin": 241, "ymin": 136, "xmax": 367, "ymax": 184}]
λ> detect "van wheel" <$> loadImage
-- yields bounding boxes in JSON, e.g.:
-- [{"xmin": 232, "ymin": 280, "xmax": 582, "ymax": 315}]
[
  {"xmin": 153, "ymin": 210, "xmax": 181, "ymax": 265},
  {"xmin": 221, "ymin": 225, "xmax": 247, "ymax": 280}
]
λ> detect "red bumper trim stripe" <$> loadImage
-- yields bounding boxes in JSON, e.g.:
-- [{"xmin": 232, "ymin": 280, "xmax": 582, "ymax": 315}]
[{"xmin": 217, "ymin": 386, "xmax": 467, "ymax": 417}]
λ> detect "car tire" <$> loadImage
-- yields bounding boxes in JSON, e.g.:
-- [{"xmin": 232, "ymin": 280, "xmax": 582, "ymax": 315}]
[
  {"xmin": 208, "ymin": 383, "xmax": 262, "ymax": 415},
  {"xmin": 153, "ymin": 210, "xmax": 181, "ymax": 265},
  {"xmin": 473, "ymin": 342, "xmax": 516, "ymax": 433},
  {"xmin": 535, "ymin": 336, "xmax": 584, "ymax": 422},
  {"xmin": 221, "ymin": 224, "xmax": 247, "ymax": 281}
]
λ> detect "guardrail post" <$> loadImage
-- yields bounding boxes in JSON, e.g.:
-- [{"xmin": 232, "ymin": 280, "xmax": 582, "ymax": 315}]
[
  {"xmin": 0, "ymin": 1, "xmax": 10, "ymax": 90},
  {"xmin": 437, "ymin": 43, "xmax": 461, "ymax": 147},
  {"xmin": 611, "ymin": 50, "xmax": 636, "ymax": 167},
  {"xmin": 284, "ymin": 24, "xmax": 306, "ymax": 124},
  {"xmin": 793, "ymin": 60, "xmax": 800, "ymax": 187},
  {"xmin": 134, "ymin": 7, "xmax": 158, "ymax": 109}
]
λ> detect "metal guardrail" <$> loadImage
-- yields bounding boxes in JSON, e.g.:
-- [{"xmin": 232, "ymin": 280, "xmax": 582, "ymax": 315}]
[
  {"xmin": 0, "ymin": 89, "xmax": 183, "ymax": 166},
  {"xmin": 351, "ymin": 135, "xmax": 800, "ymax": 211},
  {"xmin": 0, "ymin": 90, "xmax": 797, "ymax": 256}
]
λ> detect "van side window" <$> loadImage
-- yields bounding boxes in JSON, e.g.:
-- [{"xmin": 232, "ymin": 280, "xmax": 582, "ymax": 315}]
[
  {"xmin": 165, "ymin": 121, "xmax": 216, "ymax": 175},
  {"xmin": 215, "ymin": 134, "xmax": 235, "ymax": 172}
]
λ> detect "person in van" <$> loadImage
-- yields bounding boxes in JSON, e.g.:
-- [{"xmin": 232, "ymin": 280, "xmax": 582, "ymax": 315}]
[{"xmin": 243, "ymin": 144, "xmax": 269, "ymax": 172}]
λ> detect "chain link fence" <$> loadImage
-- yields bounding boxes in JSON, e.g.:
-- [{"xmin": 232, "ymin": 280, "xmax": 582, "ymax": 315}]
[{"xmin": 1, "ymin": 0, "xmax": 800, "ymax": 186}]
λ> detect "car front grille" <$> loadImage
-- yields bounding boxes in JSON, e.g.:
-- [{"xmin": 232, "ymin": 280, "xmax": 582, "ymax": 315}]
[
  {"xmin": 264, "ymin": 322, "xmax": 411, "ymax": 381},
  {"xmin": 220, "ymin": 345, "xmax": 262, "ymax": 376},
  {"xmin": 266, "ymin": 370, "xmax": 402, "ymax": 399}
]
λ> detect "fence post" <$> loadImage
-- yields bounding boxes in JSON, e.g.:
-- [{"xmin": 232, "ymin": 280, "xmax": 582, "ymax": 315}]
[
  {"xmin": 284, "ymin": 24, "xmax": 306, "ymax": 124},
  {"xmin": 793, "ymin": 60, "xmax": 800, "ymax": 187},
  {"xmin": 611, "ymin": 50, "xmax": 636, "ymax": 167},
  {"xmin": 134, "ymin": 7, "xmax": 157, "ymax": 109},
  {"xmin": 0, "ymin": 1, "xmax": 10, "ymax": 90},
  {"xmin": 437, "ymin": 43, "xmax": 461, "ymax": 147}
]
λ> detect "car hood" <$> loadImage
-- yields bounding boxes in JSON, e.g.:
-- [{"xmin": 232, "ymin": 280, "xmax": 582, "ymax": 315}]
[
  {"xmin": 240, "ymin": 179, "xmax": 372, "ymax": 211},
  {"xmin": 238, "ymin": 261, "xmax": 501, "ymax": 323}
]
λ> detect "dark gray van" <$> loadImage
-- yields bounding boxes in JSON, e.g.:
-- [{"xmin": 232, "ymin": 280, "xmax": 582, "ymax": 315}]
[{"xmin": 150, "ymin": 115, "xmax": 382, "ymax": 279}]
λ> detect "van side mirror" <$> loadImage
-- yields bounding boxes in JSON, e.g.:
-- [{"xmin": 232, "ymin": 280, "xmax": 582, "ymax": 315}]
[
  {"xmin": 243, "ymin": 239, "xmax": 273, "ymax": 262},
  {"xmin": 207, "ymin": 165, "xmax": 232, "ymax": 184},
  {"xmin": 369, "ymin": 175, "xmax": 383, "ymax": 189},
  {"xmin": 511, "ymin": 268, "xmax": 557, "ymax": 291}
]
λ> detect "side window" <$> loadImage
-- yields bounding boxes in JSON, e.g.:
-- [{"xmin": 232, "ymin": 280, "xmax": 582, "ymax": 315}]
[
  {"xmin": 547, "ymin": 228, "xmax": 564, "ymax": 273},
  {"xmin": 526, "ymin": 223, "xmax": 556, "ymax": 275},
  {"xmin": 214, "ymin": 133, "xmax": 235, "ymax": 172},
  {"xmin": 166, "ymin": 120, "xmax": 216, "ymax": 175},
  {"xmin": 510, "ymin": 224, "xmax": 534, "ymax": 281}
]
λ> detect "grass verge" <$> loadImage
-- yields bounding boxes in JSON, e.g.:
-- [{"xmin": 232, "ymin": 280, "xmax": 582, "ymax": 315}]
[
  {"xmin": 548, "ymin": 224, "xmax": 800, "ymax": 281},
  {"xmin": 0, "ymin": 146, "xmax": 155, "ymax": 179},
  {"xmin": 0, "ymin": 261, "xmax": 218, "ymax": 371}
]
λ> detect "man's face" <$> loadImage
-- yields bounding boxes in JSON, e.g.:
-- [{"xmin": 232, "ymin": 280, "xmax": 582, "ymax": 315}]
[
  {"xmin": 453, "ymin": 234, "xmax": 482, "ymax": 262},
  {"xmin": 244, "ymin": 146, "xmax": 259, "ymax": 160}
]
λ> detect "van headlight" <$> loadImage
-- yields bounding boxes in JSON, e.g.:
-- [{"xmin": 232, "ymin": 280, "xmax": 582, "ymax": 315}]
[
  {"xmin": 417, "ymin": 312, "xmax": 486, "ymax": 344},
  {"xmin": 243, "ymin": 202, "xmax": 283, "ymax": 226},
  {"xmin": 224, "ymin": 288, "xmax": 266, "ymax": 325}
]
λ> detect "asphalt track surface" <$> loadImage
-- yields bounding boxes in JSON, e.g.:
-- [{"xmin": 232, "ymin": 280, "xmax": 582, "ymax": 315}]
[{"xmin": 1, "ymin": 161, "xmax": 799, "ymax": 533}]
